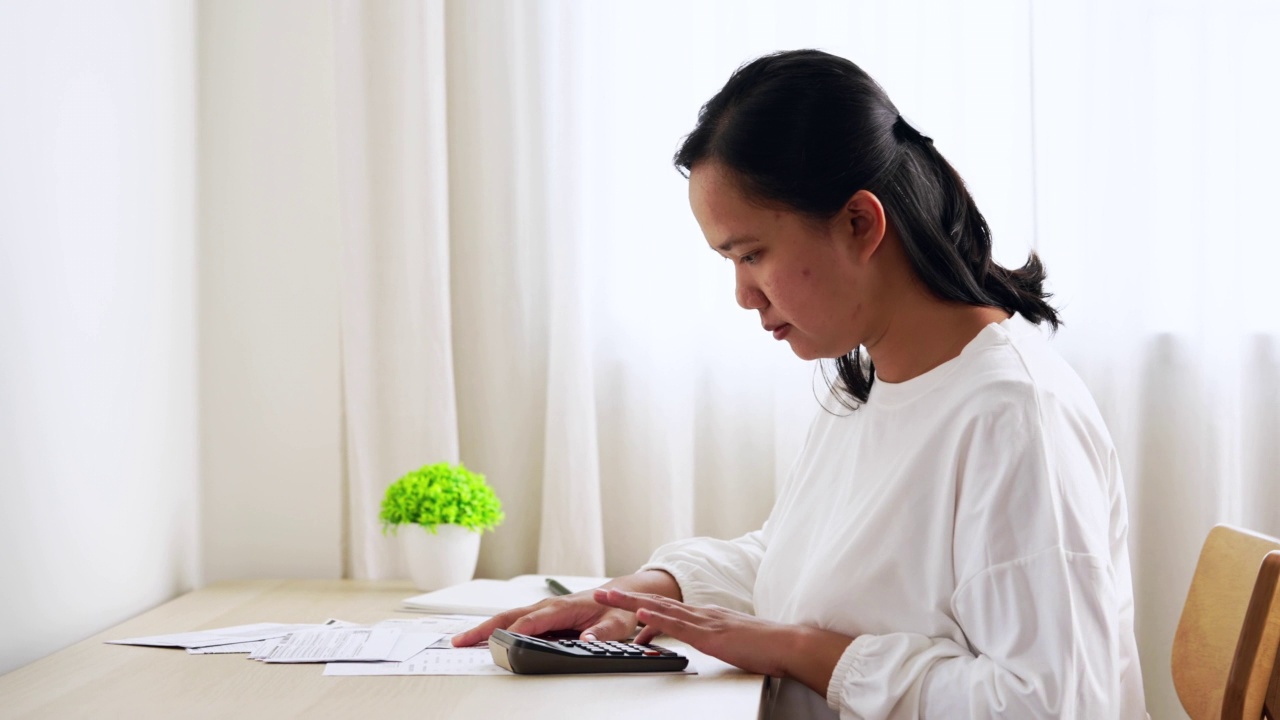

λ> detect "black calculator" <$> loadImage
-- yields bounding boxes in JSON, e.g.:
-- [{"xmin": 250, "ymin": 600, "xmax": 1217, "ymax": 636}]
[{"xmin": 489, "ymin": 629, "xmax": 689, "ymax": 674}]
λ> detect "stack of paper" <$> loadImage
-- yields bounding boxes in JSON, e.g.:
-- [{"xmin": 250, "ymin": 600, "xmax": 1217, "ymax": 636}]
[
  {"xmin": 324, "ymin": 647, "xmax": 509, "ymax": 676},
  {"xmin": 103, "ymin": 575, "xmax": 698, "ymax": 678},
  {"xmin": 252, "ymin": 628, "xmax": 435, "ymax": 663},
  {"xmin": 108, "ymin": 613, "xmax": 696, "ymax": 677},
  {"xmin": 108, "ymin": 621, "xmax": 342, "ymax": 652},
  {"xmin": 109, "ymin": 619, "xmax": 451, "ymax": 665}
]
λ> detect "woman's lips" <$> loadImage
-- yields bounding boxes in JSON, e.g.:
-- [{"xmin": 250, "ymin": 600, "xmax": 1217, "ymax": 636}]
[{"xmin": 772, "ymin": 324, "xmax": 791, "ymax": 340}]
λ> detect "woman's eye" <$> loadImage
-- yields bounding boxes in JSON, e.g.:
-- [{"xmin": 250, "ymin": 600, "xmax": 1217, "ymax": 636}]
[{"xmin": 739, "ymin": 253, "xmax": 759, "ymax": 265}]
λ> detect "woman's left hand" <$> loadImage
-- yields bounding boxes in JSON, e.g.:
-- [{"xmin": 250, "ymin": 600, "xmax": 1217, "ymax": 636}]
[{"xmin": 593, "ymin": 587, "xmax": 853, "ymax": 688}]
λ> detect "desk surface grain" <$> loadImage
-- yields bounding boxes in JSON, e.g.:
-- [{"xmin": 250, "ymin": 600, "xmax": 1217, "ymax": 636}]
[{"xmin": 0, "ymin": 579, "xmax": 764, "ymax": 720}]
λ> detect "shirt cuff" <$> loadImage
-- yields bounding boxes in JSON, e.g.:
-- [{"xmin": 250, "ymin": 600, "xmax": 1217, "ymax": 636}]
[{"xmin": 826, "ymin": 634, "xmax": 874, "ymax": 712}]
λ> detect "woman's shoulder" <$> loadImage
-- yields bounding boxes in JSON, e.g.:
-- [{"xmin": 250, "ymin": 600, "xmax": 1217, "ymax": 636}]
[
  {"xmin": 821, "ymin": 315, "xmax": 1105, "ymax": 431},
  {"xmin": 957, "ymin": 315, "xmax": 1111, "ymax": 438}
]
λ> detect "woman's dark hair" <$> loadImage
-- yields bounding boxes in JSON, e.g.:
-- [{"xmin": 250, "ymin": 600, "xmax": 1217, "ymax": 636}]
[{"xmin": 674, "ymin": 49, "xmax": 1060, "ymax": 408}]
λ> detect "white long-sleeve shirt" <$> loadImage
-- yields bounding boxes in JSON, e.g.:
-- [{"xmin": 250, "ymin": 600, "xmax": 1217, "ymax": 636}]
[{"xmin": 641, "ymin": 315, "xmax": 1147, "ymax": 719}]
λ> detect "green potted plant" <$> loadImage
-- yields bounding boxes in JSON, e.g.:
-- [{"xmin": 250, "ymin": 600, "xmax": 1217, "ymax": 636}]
[{"xmin": 381, "ymin": 461, "xmax": 505, "ymax": 591}]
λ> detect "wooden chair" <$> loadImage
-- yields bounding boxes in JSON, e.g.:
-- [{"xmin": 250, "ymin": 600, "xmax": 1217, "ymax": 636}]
[{"xmin": 1173, "ymin": 524, "xmax": 1280, "ymax": 719}]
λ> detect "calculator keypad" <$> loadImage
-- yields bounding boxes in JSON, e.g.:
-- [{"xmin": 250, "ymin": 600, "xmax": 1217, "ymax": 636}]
[
  {"xmin": 490, "ymin": 628, "xmax": 689, "ymax": 674},
  {"xmin": 555, "ymin": 639, "xmax": 678, "ymax": 658}
]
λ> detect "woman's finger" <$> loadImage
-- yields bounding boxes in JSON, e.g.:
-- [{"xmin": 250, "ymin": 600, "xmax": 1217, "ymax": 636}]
[
  {"xmin": 634, "ymin": 608, "xmax": 697, "ymax": 645},
  {"xmin": 593, "ymin": 588, "xmax": 690, "ymax": 617},
  {"xmin": 579, "ymin": 611, "xmax": 636, "ymax": 642},
  {"xmin": 633, "ymin": 623, "xmax": 661, "ymax": 645},
  {"xmin": 506, "ymin": 604, "xmax": 575, "ymax": 637},
  {"xmin": 452, "ymin": 603, "xmax": 541, "ymax": 646}
]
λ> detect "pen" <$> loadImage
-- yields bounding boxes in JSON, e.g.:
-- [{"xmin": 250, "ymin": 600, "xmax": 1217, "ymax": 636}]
[{"xmin": 546, "ymin": 578, "xmax": 572, "ymax": 596}]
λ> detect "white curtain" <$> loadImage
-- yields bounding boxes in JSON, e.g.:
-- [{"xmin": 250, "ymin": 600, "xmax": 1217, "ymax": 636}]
[
  {"xmin": 1032, "ymin": 3, "xmax": 1280, "ymax": 717},
  {"xmin": 333, "ymin": 2, "xmax": 1280, "ymax": 716},
  {"xmin": 334, "ymin": 0, "xmax": 460, "ymax": 579}
]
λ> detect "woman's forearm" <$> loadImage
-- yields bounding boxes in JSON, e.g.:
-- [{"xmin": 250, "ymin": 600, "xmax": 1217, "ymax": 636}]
[
  {"xmin": 785, "ymin": 625, "xmax": 856, "ymax": 697},
  {"xmin": 602, "ymin": 569, "xmax": 683, "ymax": 602}
]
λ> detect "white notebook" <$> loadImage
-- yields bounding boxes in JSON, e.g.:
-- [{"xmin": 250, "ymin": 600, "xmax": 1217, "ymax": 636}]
[{"xmin": 401, "ymin": 575, "xmax": 609, "ymax": 616}]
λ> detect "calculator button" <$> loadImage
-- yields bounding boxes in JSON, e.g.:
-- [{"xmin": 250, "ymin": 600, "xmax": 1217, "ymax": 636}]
[{"xmin": 643, "ymin": 650, "xmax": 662, "ymax": 656}]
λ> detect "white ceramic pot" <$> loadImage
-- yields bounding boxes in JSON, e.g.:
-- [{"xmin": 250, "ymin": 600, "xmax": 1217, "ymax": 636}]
[{"xmin": 399, "ymin": 523, "xmax": 482, "ymax": 591}]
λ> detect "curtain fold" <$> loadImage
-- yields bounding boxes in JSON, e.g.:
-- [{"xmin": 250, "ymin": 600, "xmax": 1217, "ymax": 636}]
[
  {"xmin": 334, "ymin": 0, "xmax": 459, "ymax": 579},
  {"xmin": 443, "ymin": 0, "xmax": 554, "ymax": 580},
  {"xmin": 533, "ymin": 2, "xmax": 606, "ymax": 576}
]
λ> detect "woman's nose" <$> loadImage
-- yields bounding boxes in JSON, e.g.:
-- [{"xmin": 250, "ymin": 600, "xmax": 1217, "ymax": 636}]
[{"xmin": 735, "ymin": 274, "xmax": 766, "ymax": 310}]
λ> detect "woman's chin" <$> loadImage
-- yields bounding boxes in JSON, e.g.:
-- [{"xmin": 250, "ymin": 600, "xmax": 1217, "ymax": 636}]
[
  {"xmin": 786, "ymin": 339, "xmax": 822, "ymax": 362},
  {"xmin": 787, "ymin": 338, "xmax": 858, "ymax": 362}
]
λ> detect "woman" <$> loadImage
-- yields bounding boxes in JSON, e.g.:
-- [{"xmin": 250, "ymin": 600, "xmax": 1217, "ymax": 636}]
[{"xmin": 455, "ymin": 50, "xmax": 1147, "ymax": 719}]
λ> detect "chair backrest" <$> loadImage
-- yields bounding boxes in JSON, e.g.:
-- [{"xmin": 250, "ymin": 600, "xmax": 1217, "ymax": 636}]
[
  {"xmin": 1173, "ymin": 524, "xmax": 1280, "ymax": 720},
  {"xmin": 1227, "ymin": 550, "xmax": 1280, "ymax": 720}
]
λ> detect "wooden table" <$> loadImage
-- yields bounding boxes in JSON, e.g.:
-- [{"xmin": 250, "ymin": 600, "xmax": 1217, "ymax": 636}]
[{"xmin": 0, "ymin": 579, "xmax": 765, "ymax": 719}]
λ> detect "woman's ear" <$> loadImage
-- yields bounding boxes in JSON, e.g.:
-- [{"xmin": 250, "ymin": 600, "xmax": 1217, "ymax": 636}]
[{"xmin": 840, "ymin": 190, "xmax": 887, "ymax": 265}]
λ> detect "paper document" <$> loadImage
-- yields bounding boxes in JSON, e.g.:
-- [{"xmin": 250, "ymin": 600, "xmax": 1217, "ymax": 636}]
[
  {"xmin": 110, "ymin": 615, "xmax": 478, "ymax": 668},
  {"xmin": 373, "ymin": 615, "xmax": 491, "ymax": 648},
  {"xmin": 108, "ymin": 622, "xmax": 318, "ymax": 649},
  {"xmin": 373, "ymin": 615, "xmax": 487, "ymax": 632},
  {"xmin": 384, "ymin": 631, "xmax": 446, "ymax": 661},
  {"xmin": 187, "ymin": 640, "xmax": 265, "ymax": 655},
  {"xmin": 322, "ymin": 648, "xmax": 698, "ymax": 677},
  {"xmin": 401, "ymin": 575, "xmax": 609, "ymax": 615},
  {"xmin": 323, "ymin": 648, "xmax": 512, "ymax": 676},
  {"xmin": 255, "ymin": 628, "xmax": 417, "ymax": 663}
]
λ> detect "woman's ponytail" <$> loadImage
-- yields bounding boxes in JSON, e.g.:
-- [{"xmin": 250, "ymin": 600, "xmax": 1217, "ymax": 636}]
[
  {"xmin": 982, "ymin": 256, "xmax": 1059, "ymax": 329},
  {"xmin": 889, "ymin": 117, "xmax": 1061, "ymax": 332}
]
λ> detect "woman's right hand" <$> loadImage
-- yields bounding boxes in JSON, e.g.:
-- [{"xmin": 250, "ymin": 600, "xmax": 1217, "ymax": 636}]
[
  {"xmin": 450, "ymin": 592, "xmax": 637, "ymax": 646},
  {"xmin": 450, "ymin": 569, "xmax": 683, "ymax": 647}
]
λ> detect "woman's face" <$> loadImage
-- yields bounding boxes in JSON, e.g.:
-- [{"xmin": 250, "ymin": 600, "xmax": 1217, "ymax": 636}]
[{"xmin": 688, "ymin": 162, "xmax": 881, "ymax": 360}]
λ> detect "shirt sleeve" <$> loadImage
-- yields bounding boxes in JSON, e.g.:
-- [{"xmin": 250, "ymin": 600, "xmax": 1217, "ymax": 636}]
[
  {"xmin": 826, "ymin": 386, "xmax": 1133, "ymax": 719},
  {"xmin": 827, "ymin": 548, "xmax": 1123, "ymax": 719},
  {"xmin": 638, "ymin": 529, "xmax": 766, "ymax": 614},
  {"xmin": 637, "ymin": 403, "xmax": 825, "ymax": 615}
]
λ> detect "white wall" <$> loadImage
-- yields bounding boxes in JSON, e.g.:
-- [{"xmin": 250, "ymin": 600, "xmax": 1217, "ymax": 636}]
[
  {"xmin": 197, "ymin": 0, "xmax": 344, "ymax": 582},
  {"xmin": 0, "ymin": 1, "xmax": 199, "ymax": 675},
  {"xmin": 0, "ymin": 0, "xmax": 344, "ymax": 674}
]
